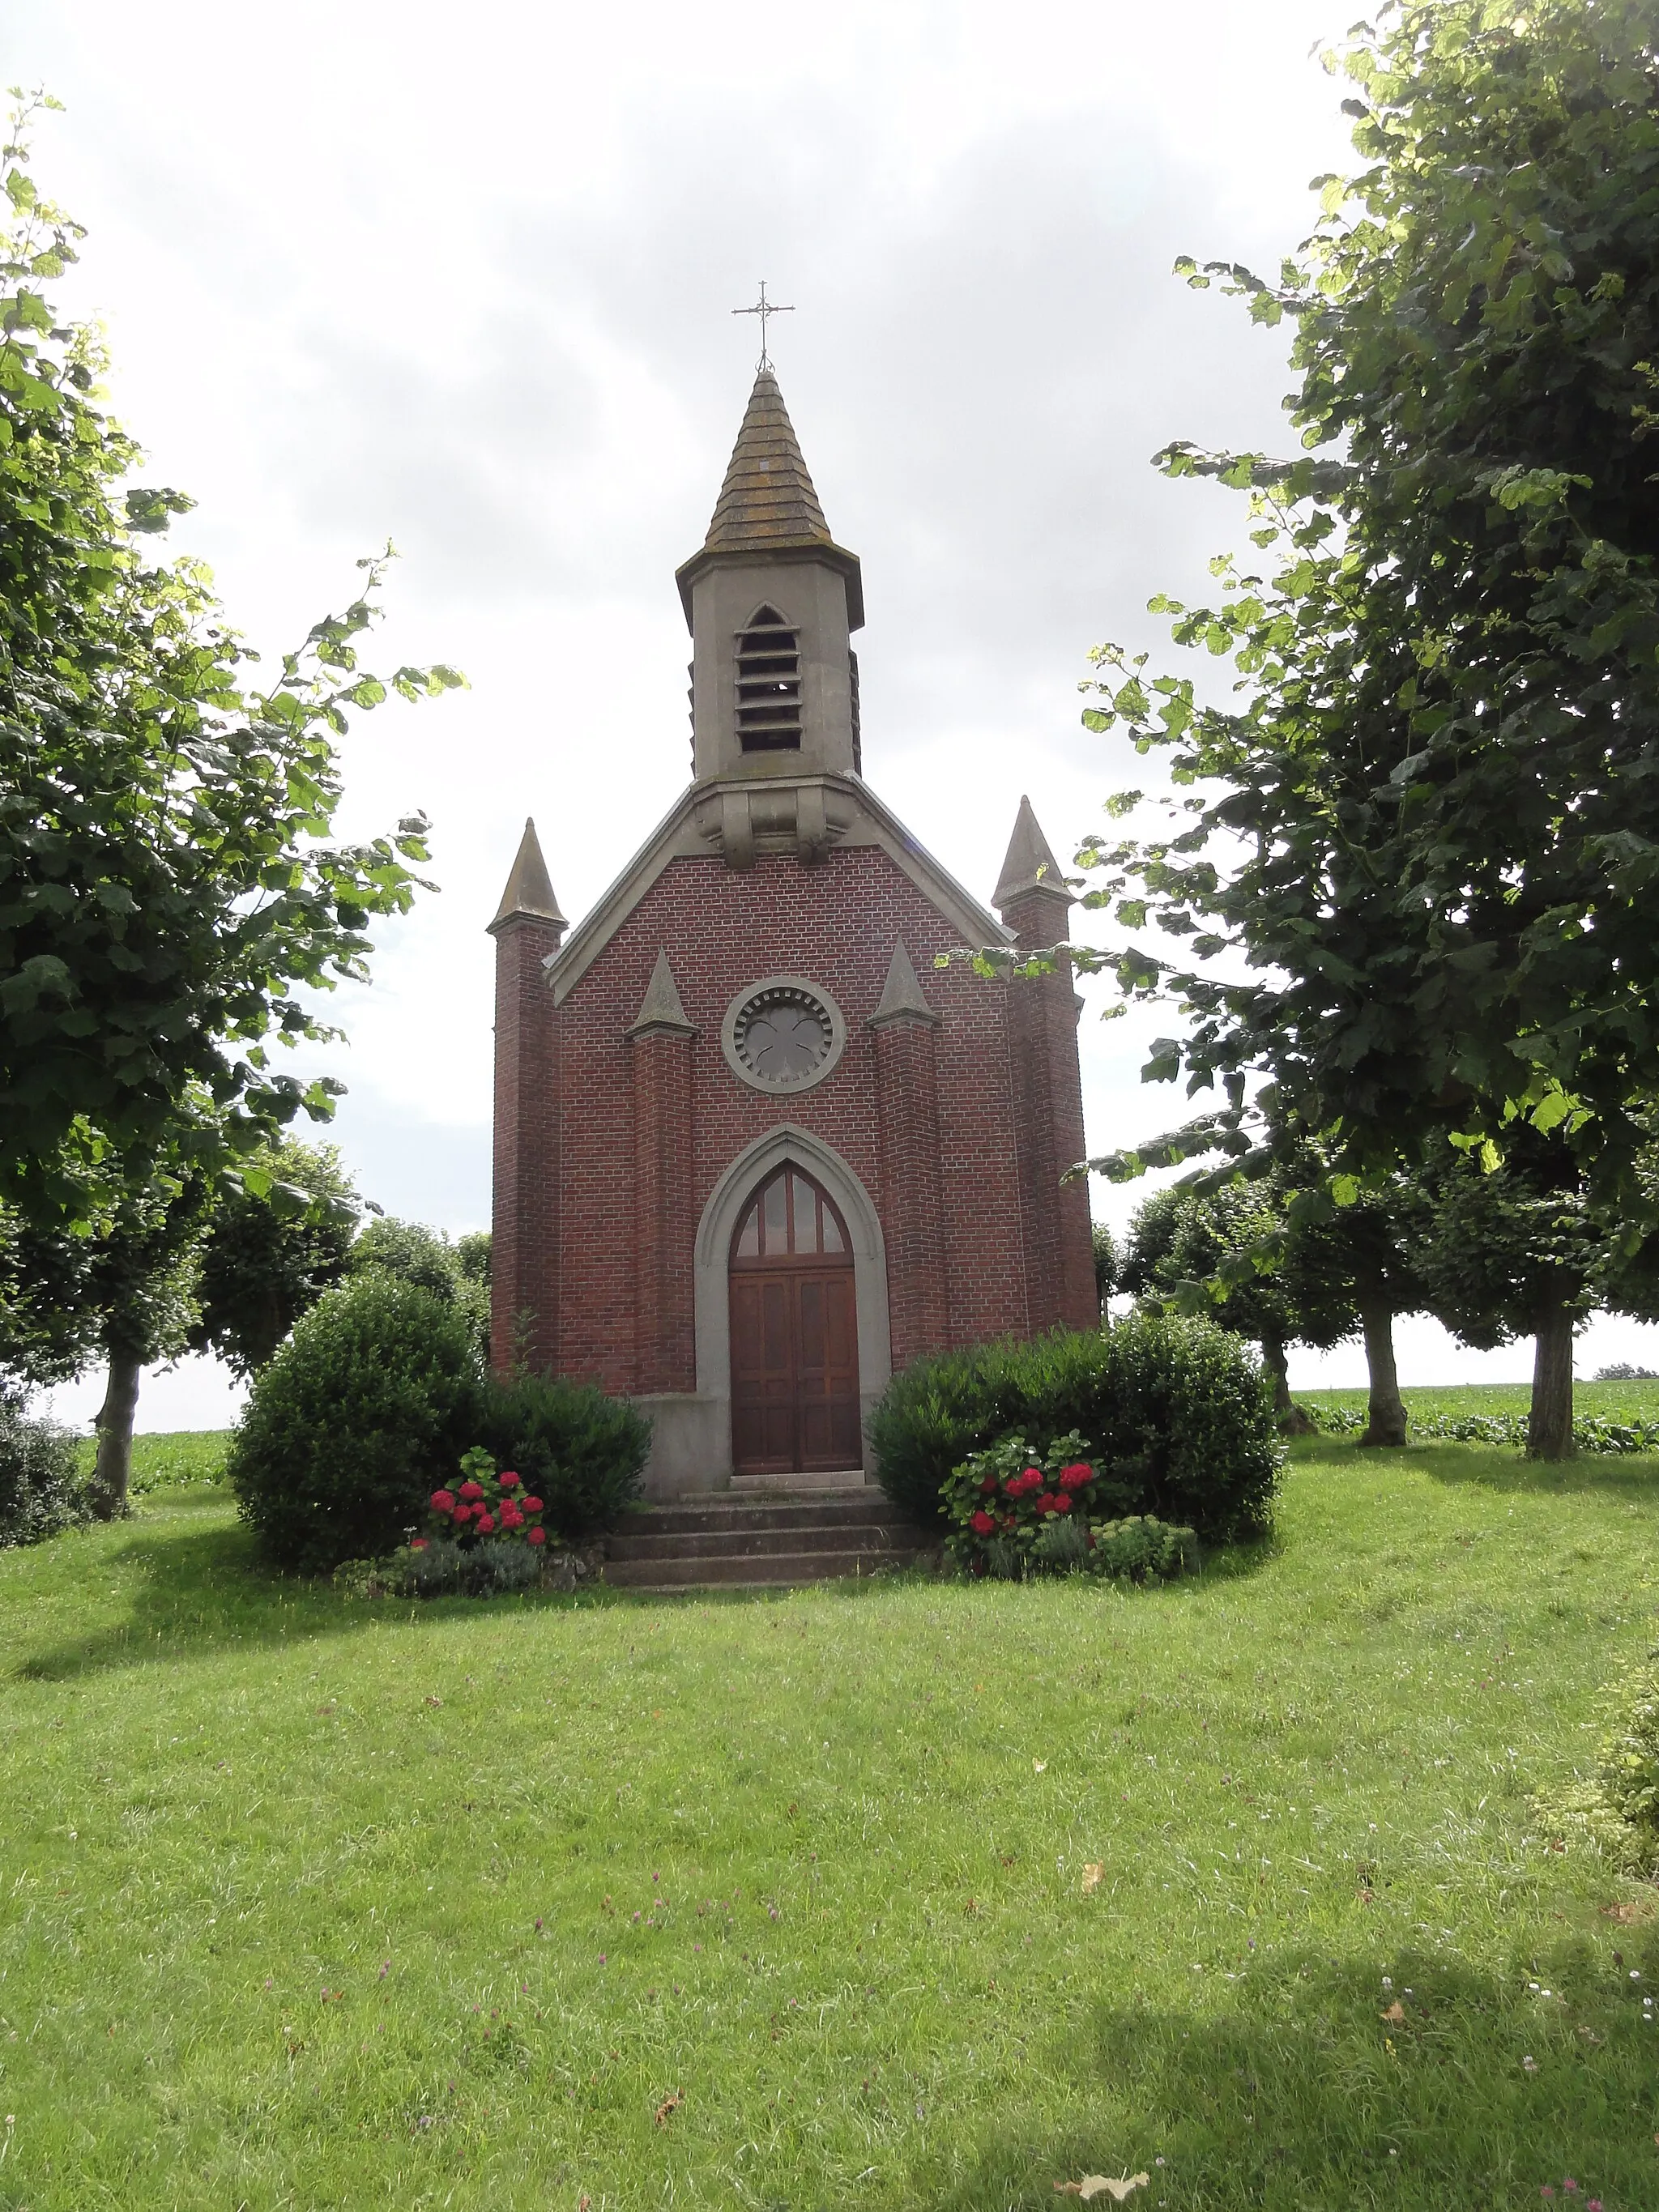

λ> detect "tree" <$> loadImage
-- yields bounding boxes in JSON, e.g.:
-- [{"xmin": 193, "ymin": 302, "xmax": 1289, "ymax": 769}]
[
  {"xmin": 0, "ymin": 97, "xmax": 463, "ymax": 1232},
  {"xmin": 1276, "ymin": 1173, "xmax": 1428, "ymax": 1448},
  {"xmin": 1077, "ymin": 4, "xmax": 1659, "ymax": 1275},
  {"xmin": 0, "ymin": 1133, "xmax": 211, "ymax": 1515},
  {"xmin": 1120, "ymin": 1157, "xmax": 1428, "ymax": 1445},
  {"xmin": 1120, "ymin": 1178, "xmax": 1325, "ymax": 1430},
  {"xmin": 1418, "ymin": 1132, "xmax": 1598, "ymax": 1457},
  {"xmin": 1418, "ymin": 1127, "xmax": 1659, "ymax": 1456},
  {"xmin": 1091, "ymin": 1221, "xmax": 1117, "ymax": 1315},
  {"xmin": 188, "ymin": 1139, "xmax": 360, "ymax": 1378}
]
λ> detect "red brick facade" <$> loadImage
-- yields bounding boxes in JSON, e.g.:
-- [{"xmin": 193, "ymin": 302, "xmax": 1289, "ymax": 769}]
[{"xmin": 491, "ymin": 842, "xmax": 1098, "ymax": 1457}]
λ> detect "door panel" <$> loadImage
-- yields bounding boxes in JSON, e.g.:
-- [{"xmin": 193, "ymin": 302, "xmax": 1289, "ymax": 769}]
[
  {"xmin": 730, "ymin": 1275, "xmax": 797, "ymax": 1472},
  {"xmin": 795, "ymin": 1274, "xmax": 860, "ymax": 1470},
  {"xmin": 730, "ymin": 1255, "xmax": 861, "ymax": 1475}
]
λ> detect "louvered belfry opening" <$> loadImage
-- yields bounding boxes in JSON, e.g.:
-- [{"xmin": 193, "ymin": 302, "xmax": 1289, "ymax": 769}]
[{"xmin": 736, "ymin": 604, "xmax": 803, "ymax": 751}]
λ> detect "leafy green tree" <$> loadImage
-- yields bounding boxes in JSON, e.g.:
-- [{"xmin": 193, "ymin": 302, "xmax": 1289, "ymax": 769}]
[
  {"xmin": 1419, "ymin": 1133, "xmax": 1599, "ymax": 1458},
  {"xmin": 1421, "ymin": 1127, "xmax": 1659, "ymax": 1456},
  {"xmin": 1277, "ymin": 1174, "xmax": 1428, "ymax": 1448},
  {"xmin": 1121, "ymin": 1159, "xmax": 1428, "ymax": 1445},
  {"xmin": 1077, "ymin": 2, "xmax": 1659, "ymax": 1253},
  {"xmin": 0, "ymin": 97, "xmax": 462, "ymax": 1231},
  {"xmin": 0, "ymin": 1132, "xmax": 205, "ymax": 1515},
  {"xmin": 188, "ymin": 1139, "xmax": 360, "ymax": 1379},
  {"xmin": 1120, "ymin": 1179, "xmax": 1322, "ymax": 1430},
  {"xmin": 1090, "ymin": 1221, "xmax": 1116, "ymax": 1314}
]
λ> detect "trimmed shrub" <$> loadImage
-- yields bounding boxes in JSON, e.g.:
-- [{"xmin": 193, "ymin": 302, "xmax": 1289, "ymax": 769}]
[
  {"xmin": 348, "ymin": 1217, "xmax": 490, "ymax": 1360},
  {"xmin": 0, "ymin": 1395, "xmax": 88, "ymax": 1548},
  {"xmin": 228, "ymin": 1275, "xmax": 480, "ymax": 1574},
  {"xmin": 473, "ymin": 1373, "xmax": 650, "ymax": 1542},
  {"xmin": 869, "ymin": 1316, "xmax": 1279, "ymax": 1543}
]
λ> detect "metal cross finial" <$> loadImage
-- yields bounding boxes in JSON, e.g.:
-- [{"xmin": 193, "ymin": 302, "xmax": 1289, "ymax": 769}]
[{"xmin": 732, "ymin": 279, "xmax": 794, "ymax": 372}]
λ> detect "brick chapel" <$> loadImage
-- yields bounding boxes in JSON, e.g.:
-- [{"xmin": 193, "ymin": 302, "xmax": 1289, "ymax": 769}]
[{"xmin": 488, "ymin": 366, "xmax": 1097, "ymax": 1495}]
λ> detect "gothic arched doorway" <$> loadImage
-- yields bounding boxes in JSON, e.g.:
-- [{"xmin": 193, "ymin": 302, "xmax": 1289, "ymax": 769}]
[{"xmin": 729, "ymin": 1164, "xmax": 861, "ymax": 1474}]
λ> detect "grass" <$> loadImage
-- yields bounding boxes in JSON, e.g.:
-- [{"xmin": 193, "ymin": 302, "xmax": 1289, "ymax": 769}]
[
  {"xmin": 69, "ymin": 1430, "xmax": 231, "ymax": 1497},
  {"xmin": 2, "ymin": 1444, "xmax": 1659, "ymax": 2209}
]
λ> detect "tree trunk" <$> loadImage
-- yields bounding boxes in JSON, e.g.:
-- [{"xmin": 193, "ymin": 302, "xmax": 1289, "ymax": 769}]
[
  {"xmin": 1261, "ymin": 1326, "xmax": 1313, "ymax": 1435},
  {"xmin": 89, "ymin": 1351, "xmax": 142, "ymax": 1519},
  {"xmin": 1358, "ymin": 1294, "xmax": 1408, "ymax": 1447},
  {"xmin": 1527, "ymin": 1301, "xmax": 1576, "ymax": 1461}
]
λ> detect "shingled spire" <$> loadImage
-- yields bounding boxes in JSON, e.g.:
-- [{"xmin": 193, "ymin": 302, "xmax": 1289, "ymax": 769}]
[
  {"xmin": 676, "ymin": 369, "xmax": 864, "ymax": 633},
  {"xmin": 702, "ymin": 369, "xmax": 833, "ymax": 555}
]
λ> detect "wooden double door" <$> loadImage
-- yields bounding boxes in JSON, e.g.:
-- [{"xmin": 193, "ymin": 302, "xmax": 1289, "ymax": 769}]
[{"xmin": 729, "ymin": 1166, "xmax": 862, "ymax": 1474}]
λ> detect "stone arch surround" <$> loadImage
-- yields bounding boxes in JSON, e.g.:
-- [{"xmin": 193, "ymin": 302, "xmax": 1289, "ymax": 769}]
[{"xmin": 693, "ymin": 1124, "xmax": 892, "ymax": 1480}]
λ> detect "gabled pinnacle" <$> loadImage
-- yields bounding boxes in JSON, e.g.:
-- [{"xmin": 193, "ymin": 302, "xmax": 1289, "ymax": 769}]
[
  {"xmin": 626, "ymin": 949, "xmax": 697, "ymax": 1038},
  {"xmin": 992, "ymin": 795, "xmax": 1070, "ymax": 912},
  {"xmin": 488, "ymin": 817, "xmax": 567, "ymax": 936},
  {"xmin": 703, "ymin": 368, "xmax": 833, "ymax": 554},
  {"xmin": 869, "ymin": 940, "xmax": 940, "ymax": 1028}
]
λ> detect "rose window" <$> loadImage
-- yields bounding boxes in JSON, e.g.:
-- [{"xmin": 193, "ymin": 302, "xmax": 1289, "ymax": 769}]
[{"xmin": 722, "ymin": 979, "xmax": 847, "ymax": 1094}]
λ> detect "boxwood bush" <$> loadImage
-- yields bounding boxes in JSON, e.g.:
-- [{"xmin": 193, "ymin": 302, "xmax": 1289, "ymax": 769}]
[
  {"xmin": 868, "ymin": 1315, "xmax": 1279, "ymax": 1543},
  {"xmin": 227, "ymin": 1276, "xmax": 651, "ymax": 1575},
  {"xmin": 474, "ymin": 1373, "xmax": 649, "ymax": 1542},
  {"xmin": 228, "ymin": 1274, "xmax": 480, "ymax": 1574},
  {"xmin": 0, "ymin": 1395, "xmax": 89, "ymax": 1549}
]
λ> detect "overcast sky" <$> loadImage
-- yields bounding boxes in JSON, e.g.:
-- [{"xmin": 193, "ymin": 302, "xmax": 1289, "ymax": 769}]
[{"xmin": 19, "ymin": 0, "xmax": 1659, "ymax": 1425}]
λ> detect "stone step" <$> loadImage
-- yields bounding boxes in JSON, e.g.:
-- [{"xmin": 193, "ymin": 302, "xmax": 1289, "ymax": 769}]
[
  {"xmin": 602, "ymin": 1545, "xmax": 931, "ymax": 1590},
  {"xmin": 728, "ymin": 1468, "xmax": 868, "ymax": 1494},
  {"xmin": 608, "ymin": 1518, "xmax": 922, "ymax": 1563},
  {"xmin": 621, "ymin": 1493, "xmax": 884, "ymax": 1538}
]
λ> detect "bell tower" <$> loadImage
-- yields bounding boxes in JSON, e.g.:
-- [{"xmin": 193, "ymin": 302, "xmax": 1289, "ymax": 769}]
[{"xmin": 675, "ymin": 370, "xmax": 866, "ymax": 866}]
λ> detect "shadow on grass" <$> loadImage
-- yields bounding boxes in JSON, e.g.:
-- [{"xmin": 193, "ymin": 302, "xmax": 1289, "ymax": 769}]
[
  {"xmin": 13, "ymin": 1499, "xmax": 613, "ymax": 1682},
  {"xmin": 18, "ymin": 1494, "xmax": 1280, "ymax": 1661},
  {"xmin": 921, "ymin": 1930, "xmax": 1659, "ymax": 2209},
  {"xmin": 1298, "ymin": 1433, "xmax": 1659, "ymax": 1504}
]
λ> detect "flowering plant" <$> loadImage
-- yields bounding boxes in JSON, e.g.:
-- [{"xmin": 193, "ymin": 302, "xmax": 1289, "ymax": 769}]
[
  {"xmin": 426, "ymin": 1446, "xmax": 550, "ymax": 1551},
  {"xmin": 942, "ymin": 1430, "xmax": 1102, "ymax": 1572},
  {"xmin": 940, "ymin": 1430, "xmax": 1198, "ymax": 1583}
]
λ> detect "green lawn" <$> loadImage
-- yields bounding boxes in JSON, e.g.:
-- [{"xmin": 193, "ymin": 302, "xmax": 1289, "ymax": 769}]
[{"xmin": 3, "ymin": 1444, "xmax": 1659, "ymax": 2209}]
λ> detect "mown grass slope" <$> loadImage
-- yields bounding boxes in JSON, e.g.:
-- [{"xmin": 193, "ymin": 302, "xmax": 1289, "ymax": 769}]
[{"xmin": 2, "ymin": 1439, "xmax": 1658, "ymax": 2209}]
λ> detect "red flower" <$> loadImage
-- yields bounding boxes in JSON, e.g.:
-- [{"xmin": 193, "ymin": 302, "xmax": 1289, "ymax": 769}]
[
  {"xmin": 1051, "ymin": 1494, "xmax": 1074, "ymax": 1514},
  {"xmin": 522, "ymin": 1496, "xmax": 544, "ymax": 1514},
  {"xmin": 458, "ymin": 1479, "xmax": 485, "ymax": 1502},
  {"xmin": 500, "ymin": 1506, "xmax": 525, "ymax": 1530},
  {"xmin": 1035, "ymin": 1494, "xmax": 1060, "ymax": 1515},
  {"xmin": 1057, "ymin": 1464, "xmax": 1094, "ymax": 1491},
  {"xmin": 978, "ymin": 1474, "xmax": 998, "ymax": 1494},
  {"xmin": 475, "ymin": 1511, "xmax": 496, "ymax": 1535},
  {"xmin": 1005, "ymin": 1468, "xmax": 1044, "ymax": 1498},
  {"xmin": 527, "ymin": 1526, "xmax": 547, "ymax": 1547},
  {"xmin": 430, "ymin": 1489, "xmax": 456, "ymax": 1512},
  {"xmin": 499, "ymin": 1470, "xmax": 521, "ymax": 1489},
  {"xmin": 969, "ymin": 1509, "xmax": 996, "ymax": 1536},
  {"xmin": 452, "ymin": 1503, "xmax": 472, "ymax": 1524},
  {"xmin": 410, "ymin": 1537, "xmax": 429, "ymax": 1551}
]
